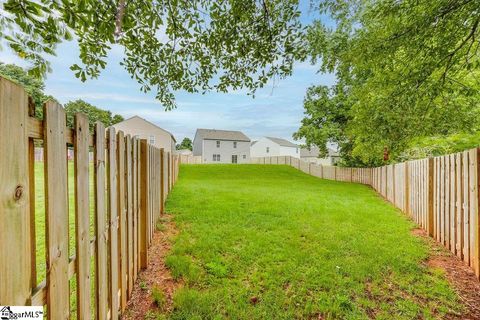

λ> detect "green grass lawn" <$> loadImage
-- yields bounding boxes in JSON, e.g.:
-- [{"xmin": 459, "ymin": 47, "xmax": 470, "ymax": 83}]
[
  {"xmin": 161, "ymin": 164, "xmax": 462, "ymax": 320},
  {"xmin": 34, "ymin": 162, "xmax": 96, "ymax": 317}
]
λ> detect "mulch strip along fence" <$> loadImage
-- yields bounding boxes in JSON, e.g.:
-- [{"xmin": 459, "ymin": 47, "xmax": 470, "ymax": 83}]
[
  {"xmin": 249, "ymin": 155, "xmax": 479, "ymax": 280},
  {"xmin": 0, "ymin": 76, "xmax": 180, "ymax": 318}
]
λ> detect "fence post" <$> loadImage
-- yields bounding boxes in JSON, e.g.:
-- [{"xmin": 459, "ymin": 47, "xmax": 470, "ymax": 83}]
[
  {"xmin": 427, "ymin": 158, "xmax": 434, "ymax": 237},
  {"xmin": 139, "ymin": 139, "xmax": 149, "ymax": 268}
]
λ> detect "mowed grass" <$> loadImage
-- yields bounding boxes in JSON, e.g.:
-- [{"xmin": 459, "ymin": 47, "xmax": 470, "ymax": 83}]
[
  {"xmin": 34, "ymin": 162, "xmax": 96, "ymax": 317},
  {"xmin": 163, "ymin": 164, "xmax": 463, "ymax": 320}
]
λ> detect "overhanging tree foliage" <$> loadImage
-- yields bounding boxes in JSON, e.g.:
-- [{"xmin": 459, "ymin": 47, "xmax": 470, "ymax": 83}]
[
  {"xmin": 1, "ymin": 0, "xmax": 306, "ymax": 109},
  {"xmin": 295, "ymin": 0, "xmax": 480, "ymax": 166}
]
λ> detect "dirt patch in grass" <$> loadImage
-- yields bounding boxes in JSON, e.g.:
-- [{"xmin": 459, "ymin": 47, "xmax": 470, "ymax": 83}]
[
  {"xmin": 411, "ymin": 228, "xmax": 480, "ymax": 319},
  {"xmin": 122, "ymin": 214, "xmax": 182, "ymax": 319}
]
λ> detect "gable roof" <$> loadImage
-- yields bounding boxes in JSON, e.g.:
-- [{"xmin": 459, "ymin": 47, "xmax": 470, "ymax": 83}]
[
  {"xmin": 195, "ymin": 129, "xmax": 250, "ymax": 142},
  {"xmin": 265, "ymin": 137, "xmax": 298, "ymax": 148},
  {"xmin": 114, "ymin": 116, "xmax": 176, "ymax": 142}
]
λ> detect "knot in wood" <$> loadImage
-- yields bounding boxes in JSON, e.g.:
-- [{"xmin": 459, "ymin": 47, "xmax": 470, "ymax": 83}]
[{"xmin": 14, "ymin": 185, "xmax": 24, "ymax": 200}]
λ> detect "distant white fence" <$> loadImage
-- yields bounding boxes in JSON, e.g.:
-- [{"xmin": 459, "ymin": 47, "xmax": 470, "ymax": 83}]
[
  {"xmin": 251, "ymin": 156, "xmax": 372, "ymax": 184},
  {"xmin": 179, "ymin": 154, "xmax": 202, "ymax": 164}
]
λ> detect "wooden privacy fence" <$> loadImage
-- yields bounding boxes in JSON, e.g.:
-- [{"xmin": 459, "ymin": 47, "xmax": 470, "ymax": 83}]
[
  {"xmin": 251, "ymin": 155, "xmax": 480, "ymax": 279},
  {"xmin": 0, "ymin": 76, "xmax": 180, "ymax": 318}
]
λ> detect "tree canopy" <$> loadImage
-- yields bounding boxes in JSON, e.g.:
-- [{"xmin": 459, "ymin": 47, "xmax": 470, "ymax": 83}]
[
  {"xmin": 0, "ymin": 63, "xmax": 124, "ymax": 129},
  {"xmin": 0, "ymin": 62, "xmax": 50, "ymax": 118},
  {"xmin": 1, "ymin": 0, "xmax": 306, "ymax": 109},
  {"xmin": 176, "ymin": 137, "xmax": 193, "ymax": 150},
  {"xmin": 295, "ymin": 0, "xmax": 480, "ymax": 166},
  {"xmin": 65, "ymin": 100, "xmax": 124, "ymax": 132}
]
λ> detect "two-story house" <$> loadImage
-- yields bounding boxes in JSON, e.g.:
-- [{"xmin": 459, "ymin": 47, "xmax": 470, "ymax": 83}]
[
  {"xmin": 112, "ymin": 116, "xmax": 176, "ymax": 153},
  {"xmin": 250, "ymin": 136, "xmax": 300, "ymax": 158},
  {"xmin": 193, "ymin": 129, "xmax": 251, "ymax": 164},
  {"xmin": 300, "ymin": 146, "xmax": 340, "ymax": 165}
]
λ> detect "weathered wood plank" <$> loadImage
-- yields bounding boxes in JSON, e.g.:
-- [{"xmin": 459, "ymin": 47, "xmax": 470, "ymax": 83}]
[
  {"xmin": 94, "ymin": 122, "xmax": 108, "ymax": 320},
  {"xmin": 139, "ymin": 140, "xmax": 149, "ymax": 268},
  {"xmin": 160, "ymin": 149, "xmax": 165, "ymax": 215},
  {"xmin": 107, "ymin": 127, "xmax": 119, "ymax": 319},
  {"xmin": 0, "ymin": 77, "xmax": 32, "ymax": 305},
  {"xmin": 450, "ymin": 154, "xmax": 456, "ymax": 255},
  {"xmin": 117, "ymin": 131, "xmax": 127, "ymax": 311},
  {"xmin": 463, "ymin": 151, "xmax": 470, "ymax": 265},
  {"xmin": 428, "ymin": 158, "xmax": 434, "ymax": 236},
  {"xmin": 456, "ymin": 153, "xmax": 463, "ymax": 258},
  {"xmin": 125, "ymin": 135, "xmax": 134, "ymax": 297},
  {"xmin": 469, "ymin": 148, "xmax": 479, "ymax": 275},
  {"xmin": 74, "ymin": 113, "xmax": 91, "ymax": 319},
  {"xmin": 132, "ymin": 138, "xmax": 139, "ymax": 279},
  {"xmin": 44, "ymin": 100, "xmax": 69, "ymax": 319}
]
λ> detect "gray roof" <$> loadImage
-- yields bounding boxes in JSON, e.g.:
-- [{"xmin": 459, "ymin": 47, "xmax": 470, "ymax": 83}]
[
  {"xmin": 266, "ymin": 137, "xmax": 298, "ymax": 148},
  {"xmin": 301, "ymin": 146, "xmax": 340, "ymax": 157},
  {"xmin": 195, "ymin": 128, "xmax": 250, "ymax": 142}
]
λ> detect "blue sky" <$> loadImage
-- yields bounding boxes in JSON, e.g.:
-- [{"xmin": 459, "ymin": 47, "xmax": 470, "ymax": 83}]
[{"xmin": 1, "ymin": 2, "xmax": 335, "ymax": 143}]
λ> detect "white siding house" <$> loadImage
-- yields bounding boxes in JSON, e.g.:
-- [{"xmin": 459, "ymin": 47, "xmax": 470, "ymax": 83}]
[
  {"xmin": 300, "ymin": 146, "xmax": 340, "ymax": 165},
  {"xmin": 250, "ymin": 137, "xmax": 300, "ymax": 158},
  {"xmin": 112, "ymin": 116, "xmax": 176, "ymax": 153},
  {"xmin": 193, "ymin": 129, "xmax": 251, "ymax": 164}
]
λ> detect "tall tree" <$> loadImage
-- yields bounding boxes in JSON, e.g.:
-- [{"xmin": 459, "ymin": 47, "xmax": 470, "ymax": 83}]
[
  {"xmin": 176, "ymin": 137, "xmax": 193, "ymax": 150},
  {"xmin": 296, "ymin": 0, "xmax": 480, "ymax": 165},
  {"xmin": 64, "ymin": 100, "xmax": 124, "ymax": 132},
  {"xmin": 0, "ymin": 62, "xmax": 50, "ymax": 118},
  {"xmin": 1, "ymin": 0, "xmax": 306, "ymax": 109}
]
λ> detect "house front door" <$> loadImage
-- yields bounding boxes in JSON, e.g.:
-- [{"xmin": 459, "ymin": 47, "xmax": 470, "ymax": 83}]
[{"xmin": 232, "ymin": 155, "xmax": 238, "ymax": 163}]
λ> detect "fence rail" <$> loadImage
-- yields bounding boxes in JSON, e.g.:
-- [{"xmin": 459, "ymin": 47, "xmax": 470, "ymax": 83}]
[
  {"xmin": 0, "ymin": 76, "xmax": 180, "ymax": 318},
  {"xmin": 250, "ymin": 155, "xmax": 480, "ymax": 279}
]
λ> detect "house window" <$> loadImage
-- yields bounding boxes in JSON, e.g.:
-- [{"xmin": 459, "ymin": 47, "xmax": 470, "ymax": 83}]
[
  {"xmin": 213, "ymin": 154, "xmax": 221, "ymax": 162},
  {"xmin": 216, "ymin": 141, "xmax": 220, "ymax": 148},
  {"xmin": 149, "ymin": 135, "xmax": 155, "ymax": 145},
  {"xmin": 232, "ymin": 155, "xmax": 238, "ymax": 163},
  {"xmin": 266, "ymin": 147, "xmax": 269, "ymax": 153},
  {"xmin": 233, "ymin": 141, "xmax": 237, "ymax": 148},
  {"xmin": 243, "ymin": 155, "xmax": 246, "ymax": 159},
  {"xmin": 296, "ymin": 148, "xmax": 299, "ymax": 153}
]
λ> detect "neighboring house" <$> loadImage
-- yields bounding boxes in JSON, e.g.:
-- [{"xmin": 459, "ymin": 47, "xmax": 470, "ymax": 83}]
[
  {"xmin": 250, "ymin": 136, "xmax": 300, "ymax": 158},
  {"xmin": 300, "ymin": 146, "xmax": 341, "ymax": 165},
  {"xmin": 112, "ymin": 116, "xmax": 176, "ymax": 153},
  {"xmin": 176, "ymin": 149, "xmax": 193, "ymax": 156},
  {"xmin": 193, "ymin": 129, "xmax": 251, "ymax": 164}
]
